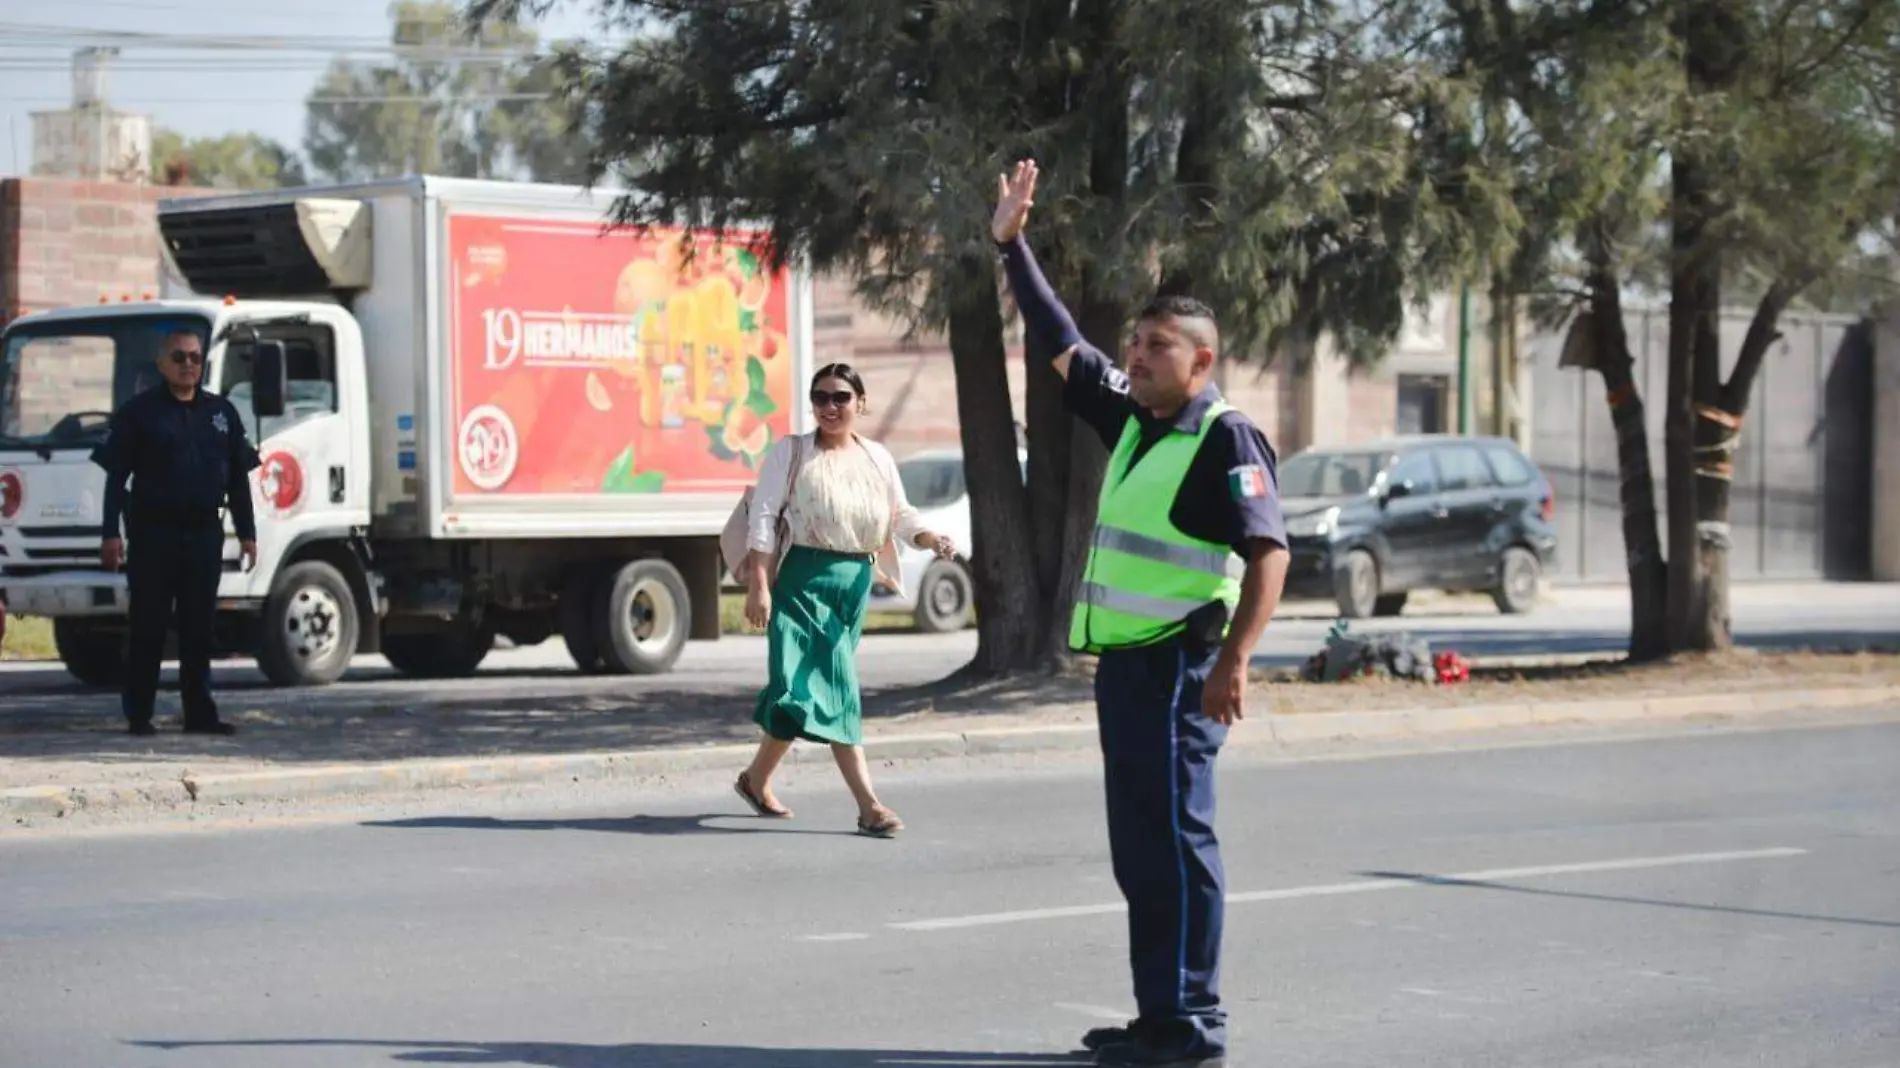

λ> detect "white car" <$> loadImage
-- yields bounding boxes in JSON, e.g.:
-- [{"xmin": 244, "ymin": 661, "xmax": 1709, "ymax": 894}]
[{"xmin": 870, "ymin": 447, "xmax": 1026, "ymax": 632}]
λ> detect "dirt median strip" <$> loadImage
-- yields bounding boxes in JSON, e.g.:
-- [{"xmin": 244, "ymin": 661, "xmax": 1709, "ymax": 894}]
[{"xmin": 5, "ymin": 678, "xmax": 1897, "ymax": 825}]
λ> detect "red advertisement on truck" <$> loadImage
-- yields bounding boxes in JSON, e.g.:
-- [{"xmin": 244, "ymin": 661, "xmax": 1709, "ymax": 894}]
[{"xmin": 444, "ymin": 214, "xmax": 795, "ymax": 498}]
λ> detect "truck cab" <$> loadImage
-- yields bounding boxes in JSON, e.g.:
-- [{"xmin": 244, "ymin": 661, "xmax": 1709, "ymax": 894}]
[{"xmin": 1, "ymin": 299, "xmax": 377, "ymax": 686}]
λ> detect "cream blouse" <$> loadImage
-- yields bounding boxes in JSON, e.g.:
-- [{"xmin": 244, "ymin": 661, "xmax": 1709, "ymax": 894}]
[{"xmin": 746, "ymin": 432, "xmax": 931, "ymax": 595}]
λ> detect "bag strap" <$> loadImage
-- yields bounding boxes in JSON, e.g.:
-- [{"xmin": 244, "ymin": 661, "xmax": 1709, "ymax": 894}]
[{"xmin": 774, "ymin": 434, "xmax": 807, "ymax": 524}]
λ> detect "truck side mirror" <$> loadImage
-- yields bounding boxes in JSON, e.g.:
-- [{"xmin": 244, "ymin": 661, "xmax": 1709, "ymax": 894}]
[{"xmin": 252, "ymin": 339, "xmax": 287, "ymax": 419}]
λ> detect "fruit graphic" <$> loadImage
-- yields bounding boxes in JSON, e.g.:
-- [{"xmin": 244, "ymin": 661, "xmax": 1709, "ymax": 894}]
[
  {"xmin": 761, "ymin": 329, "xmax": 786, "ymax": 361},
  {"xmin": 720, "ymin": 404, "xmax": 771, "ymax": 459},
  {"xmin": 585, "ymin": 371, "xmax": 613, "ymax": 412},
  {"xmin": 696, "ymin": 274, "xmax": 739, "ymax": 337},
  {"xmin": 613, "ymin": 260, "xmax": 666, "ymax": 316}
]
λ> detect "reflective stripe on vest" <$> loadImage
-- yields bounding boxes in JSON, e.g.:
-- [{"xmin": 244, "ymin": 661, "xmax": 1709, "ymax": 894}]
[{"xmin": 1069, "ymin": 399, "xmax": 1241, "ymax": 653}]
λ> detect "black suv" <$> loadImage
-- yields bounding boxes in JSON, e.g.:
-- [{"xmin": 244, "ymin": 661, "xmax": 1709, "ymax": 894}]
[{"xmin": 1277, "ymin": 434, "xmax": 1559, "ymax": 618}]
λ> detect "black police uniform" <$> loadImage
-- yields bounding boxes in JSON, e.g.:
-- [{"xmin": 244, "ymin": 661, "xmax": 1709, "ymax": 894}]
[
  {"xmin": 92, "ymin": 384, "xmax": 259, "ymax": 732},
  {"xmin": 1001, "ymin": 234, "xmax": 1287, "ymax": 1065}
]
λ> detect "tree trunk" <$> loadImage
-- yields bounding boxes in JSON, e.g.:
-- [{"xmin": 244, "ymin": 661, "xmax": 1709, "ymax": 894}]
[
  {"xmin": 1582, "ymin": 257, "xmax": 1670, "ymax": 661},
  {"xmin": 946, "ymin": 264, "xmax": 1047, "ymax": 676},
  {"xmin": 1665, "ymin": 167, "xmax": 1723, "ymax": 651},
  {"xmin": 1670, "ymin": 0, "xmax": 1749, "ymax": 652},
  {"xmin": 1685, "ymin": 281, "xmax": 1805, "ymax": 658}
]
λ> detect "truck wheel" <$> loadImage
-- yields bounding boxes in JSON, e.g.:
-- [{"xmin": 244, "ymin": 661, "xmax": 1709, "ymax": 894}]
[
  {"xmin": 257, "ymin": 560, "xmax": 358, "ymax": 687},
  {"xmin": 595, "ymin": 558, "xmax": 690, "ymax": 675},
  {"xmin": 53, "ymin": 618, "xmax": 126, "ymax": 688},
  {"xmin": 559, "ymin": 567, "xmax": 607, "ymax": 673},
  {"xmin": 1332, "ymin": 550, "xmax": 1380, "ymax": 619},
  {"xmin": 381, "ymin": 620, "xmax": 497, "ymax": 679},
  {"xmin": 913, "ymin": 560, "xmax": 974, "ymax": 634}
]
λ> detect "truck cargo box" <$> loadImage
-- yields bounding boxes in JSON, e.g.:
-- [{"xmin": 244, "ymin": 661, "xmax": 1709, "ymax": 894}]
[{"xmin": 158, "ymin": 177, "xmax": 813, "ymax": 542}]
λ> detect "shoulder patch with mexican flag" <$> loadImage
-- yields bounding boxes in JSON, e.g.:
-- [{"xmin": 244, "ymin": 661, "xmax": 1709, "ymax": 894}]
[{"xmin": 1228, "ymin": 464, "xmax": 1269, "ymax": 500}]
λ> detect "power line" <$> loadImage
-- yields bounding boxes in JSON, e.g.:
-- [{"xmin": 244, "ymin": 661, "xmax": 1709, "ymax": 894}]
[{"xmin": 5, "ymin": 93, "xmax": 560, "ymax": 105}]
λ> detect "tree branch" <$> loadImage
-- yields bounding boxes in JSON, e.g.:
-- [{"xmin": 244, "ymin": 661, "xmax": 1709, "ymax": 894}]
[{"xmin": 1720, "ymin": 274, "xmax": 1807, "ymax": 412}]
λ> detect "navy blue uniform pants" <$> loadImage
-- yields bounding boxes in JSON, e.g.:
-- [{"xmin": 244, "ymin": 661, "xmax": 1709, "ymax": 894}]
[
  {"xmin": 123, "ymin": 520, "xmax": 224, "ymax": 727},
  {"xmin": 1095, "ymin": 638, "xmax": 1229, "ymax": 1052}
]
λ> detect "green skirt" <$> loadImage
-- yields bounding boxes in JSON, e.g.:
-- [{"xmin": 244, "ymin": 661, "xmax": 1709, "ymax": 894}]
[{"xmin": 754, "ymin": 545, "xmax": 875, "ymax": 746}]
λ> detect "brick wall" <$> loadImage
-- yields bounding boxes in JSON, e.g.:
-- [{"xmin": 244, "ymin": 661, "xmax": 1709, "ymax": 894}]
[
  {"xmin": 0, "ymin": 178, "xmax": 229, "ymax": 323},
  {"xmin": 0, "ymin": 177, "xmax": 220, "ymax": 431}
]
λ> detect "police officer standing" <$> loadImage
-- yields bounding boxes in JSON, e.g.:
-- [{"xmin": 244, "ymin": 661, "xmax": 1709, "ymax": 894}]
[
  {"xmin": 994, "ymin": 160, "xmax": 1290, "ymax": 1067},
  {"xmin": 93, "ymin": 327, "xmax": 259, "ymax": 737}
]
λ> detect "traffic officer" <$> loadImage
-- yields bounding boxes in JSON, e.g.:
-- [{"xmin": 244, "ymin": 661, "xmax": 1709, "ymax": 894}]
[
  {"xmin": 994, "ymin": 160, "xmax": 1290, "ymax": 1067},
  {"xmin": 93, "ymin": 326, "xmax": 259, "ymax": 736}
]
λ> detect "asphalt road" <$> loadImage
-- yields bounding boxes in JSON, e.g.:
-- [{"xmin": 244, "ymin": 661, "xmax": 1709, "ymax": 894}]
[
  {"xmin": 2, "ymin": 715, "xmax": 1897, "ymax": 1067},
  {"xmin": 3, "ymin": 583, "xmax": 1896, "ymax": 716}
]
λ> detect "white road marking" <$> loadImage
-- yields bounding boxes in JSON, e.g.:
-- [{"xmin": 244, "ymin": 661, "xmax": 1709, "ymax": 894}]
[{"xmin": 887, "ymin": 847, "xmax": 1808, "ymax": 932}]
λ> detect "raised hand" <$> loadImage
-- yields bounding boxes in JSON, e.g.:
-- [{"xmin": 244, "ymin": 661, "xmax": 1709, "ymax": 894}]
[{"xmin": 992, "ymin": 159, "xmax": 1039, "ymax": 244}]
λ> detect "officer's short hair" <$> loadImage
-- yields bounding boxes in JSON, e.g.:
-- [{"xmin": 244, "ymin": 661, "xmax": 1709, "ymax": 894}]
[
  {"xmin": 159, "ymin": 327, "xmax": 202, "ymax": 354},
  {"xmin": 1136, "ymin": 294, "xmax": 1219, "ymax": 352}
]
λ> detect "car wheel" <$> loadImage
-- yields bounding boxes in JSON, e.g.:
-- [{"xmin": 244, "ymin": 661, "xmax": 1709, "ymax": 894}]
[
  {"xmin": 1332, "ymin": 550, "xmax": 1380, "ymax": 619},
  {"xmin": 1492, "ymin": 546, "xmax": 1541, "ymax": 615},
  {"xmin": 914, "ymin": 560, "xmax": 974, "ymax": 634},
  {"xmin": 1372, "ymin": 592, "xmax": 1408, "ymax": 617}
]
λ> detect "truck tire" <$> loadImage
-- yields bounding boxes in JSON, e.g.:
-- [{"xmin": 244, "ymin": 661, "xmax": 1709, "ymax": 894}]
[
  {"xmin": 595, "ymin": 558, "xmax": 690, "ymax": 675},
  {"xmin": 257, "ymin": 560, "xmax": 359, "ymax": 687},
  {"xmin": 381, "ymin": 620, "xmax": 497, "ymax": 679},
  {"xmin": 559, "ymin": 567, "xmax": 607, "ymax": 673},
  {"xmin": 53, "ymin": 618, "xmax": 126, "ymax": 689},
  {"xmin": 913, "ymin": 560, "xmax": 974, "ymax": 634}
]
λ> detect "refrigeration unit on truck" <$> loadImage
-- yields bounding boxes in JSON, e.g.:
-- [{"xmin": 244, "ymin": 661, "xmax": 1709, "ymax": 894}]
[{"xmin": 0, "ymin": 176, "xmax": 813, "ymax": 687}]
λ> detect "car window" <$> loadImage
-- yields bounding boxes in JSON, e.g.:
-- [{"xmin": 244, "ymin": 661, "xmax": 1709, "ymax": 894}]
[
  {"xmin": 1386, "ymin": 449, "xmax": 1438, "ymax": 495},
  {"xmin": 898, "ymin": 458, "xmax": 966, "ymax": 510},
  {"xmin": 1482, "ymin": 443, "xmax": 1537, "ymax": 486},
  {"xmin": 1278, "ymin": 450, "xmax": 1385, "ymax": 497},
  {"xmin": 1433, "ymin": 444, "xmax": 1498, "ymax": 492}
]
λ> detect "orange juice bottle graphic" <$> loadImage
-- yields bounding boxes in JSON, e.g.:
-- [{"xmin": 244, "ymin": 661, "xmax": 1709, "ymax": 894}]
[
  {"xmin": 661, "ymin": 347, "xmax": 688, "ymax": 428},
  {"xmin": 703, "ymin": 343, "xmax": 733, "ymax": 420}
]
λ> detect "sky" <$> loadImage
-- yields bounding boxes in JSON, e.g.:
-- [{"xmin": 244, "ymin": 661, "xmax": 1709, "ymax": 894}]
[{"xmin": 0, "ymin": 0, "xmax": 604, "ymax": 177}]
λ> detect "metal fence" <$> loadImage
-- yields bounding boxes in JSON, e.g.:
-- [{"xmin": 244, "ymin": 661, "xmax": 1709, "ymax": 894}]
[{"xmin": 1527, "ymin": 307, "xmax": 1874, "ymax": 583}]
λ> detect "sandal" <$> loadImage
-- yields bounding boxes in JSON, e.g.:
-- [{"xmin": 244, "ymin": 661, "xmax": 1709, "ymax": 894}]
[
  {"xmin": 857, "ymin": 807, "xmax": 903, "ymax": 838},
  {"xmin": 734, "ymin": 772, "xmax": 792, "ymax": 819}
]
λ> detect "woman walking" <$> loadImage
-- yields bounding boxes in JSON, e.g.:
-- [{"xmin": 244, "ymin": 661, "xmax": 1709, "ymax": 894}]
[{"xmin": 734, "ymin": 363, "xmax": 957, "ymax": 837}]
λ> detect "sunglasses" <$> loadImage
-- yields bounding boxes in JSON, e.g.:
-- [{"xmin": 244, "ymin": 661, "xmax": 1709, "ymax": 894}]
[
  {"xmin": 810, "ymin": 389, "xmax": 857, "ymax": 408},
  {"xmin": 166, "ymin": 349, "xmax": 204, "ymax": 365}
]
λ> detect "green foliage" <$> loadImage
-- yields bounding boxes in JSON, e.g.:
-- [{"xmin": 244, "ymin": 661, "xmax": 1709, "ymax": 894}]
[
  {"xmin": 150, "ymin": 129, "xmax": 306, "ymax": 189},
  {"xmin": 305, "ymin": 0, "xmax": 590, "ymax": 183},
  {"xmin": 485, "ymin": 0, "xmax": 1503, "ymax": 370},
  {"xmin": 1442, "ymin": 0, "xmax": 1900, "ymax": 323},
  {"xmin": 601, "ymin": 445, "xmax": 665, "ymax": 493}
]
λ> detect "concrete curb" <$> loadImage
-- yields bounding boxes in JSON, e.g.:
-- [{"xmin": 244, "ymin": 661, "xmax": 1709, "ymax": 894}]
[{"xmin": 5, "ymin": 683, "xmax": 1898, "ymax": 822}]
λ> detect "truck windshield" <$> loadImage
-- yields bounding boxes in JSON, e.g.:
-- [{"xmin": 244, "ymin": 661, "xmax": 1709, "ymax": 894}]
[{"xmin": 0, "ymin": 315, "xmax": 212, "ymax": 452}]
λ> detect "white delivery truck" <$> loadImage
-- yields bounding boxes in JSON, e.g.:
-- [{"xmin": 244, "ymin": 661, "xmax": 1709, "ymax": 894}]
[{"xmin": 0, "ymin": 176, "xmax": 812, "ymax": 687}]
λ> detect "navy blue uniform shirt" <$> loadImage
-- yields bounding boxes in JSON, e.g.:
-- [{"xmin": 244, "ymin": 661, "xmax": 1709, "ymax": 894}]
[
  {"xmin": 1063, "ymin": 345, "xmax": 1288, "ymax": 556},
  {"xmin": 92, "ymin": 386, "xmax": 261, "ymax": 542},
  {"xmin": 998, "ymin": 235, "xmax": 1287, "ymax": 557}
]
